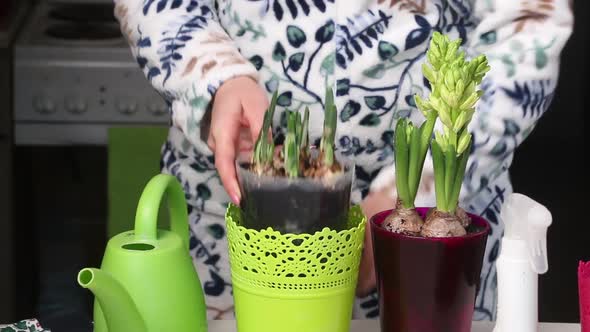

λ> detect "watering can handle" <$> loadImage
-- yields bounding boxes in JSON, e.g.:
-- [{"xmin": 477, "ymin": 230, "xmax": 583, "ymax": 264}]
[{"xmin": 134, "ymin": 174, "xmax": 190, "ymax": 251}]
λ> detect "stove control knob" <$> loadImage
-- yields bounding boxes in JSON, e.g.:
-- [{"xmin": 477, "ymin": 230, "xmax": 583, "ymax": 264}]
[
  {"xmin": 147, "ymin": 98, "xmax": 168, "ymax": 116},
  {"xmin": 33, "ymin": 96, "xmax": 56, "ymax": 114},
  {"xmin": 116, "ymin": 98, "xmax": 138, "ymax": 115},
  {"xmin": 65, "ymin": 97, "xmax": 88, "ymax": 114}
]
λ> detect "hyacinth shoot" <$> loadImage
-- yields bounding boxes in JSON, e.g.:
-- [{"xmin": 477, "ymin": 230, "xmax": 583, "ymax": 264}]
[
  {"xmin": 249, "ymin": 86, "xmax": 341, "ymax": 178},
  {"xmin": 415, "ymin": 32, "xmax": 490, "ymax": 214}
]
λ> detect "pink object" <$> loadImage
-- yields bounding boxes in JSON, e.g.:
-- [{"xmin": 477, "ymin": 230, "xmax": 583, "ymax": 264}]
[{"xmin": 579, "ymin": 261, "xmax": 590, "ymax": 332}]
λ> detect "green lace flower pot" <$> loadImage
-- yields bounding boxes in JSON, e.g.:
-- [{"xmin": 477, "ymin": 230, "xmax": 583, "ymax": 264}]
[{"xmin": 225, "ymin": 204, "xmax": 366, "ymax": 332}]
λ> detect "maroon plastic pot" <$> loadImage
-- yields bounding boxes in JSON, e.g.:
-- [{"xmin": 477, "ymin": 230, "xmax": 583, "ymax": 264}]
[{"xmin": 370, "ymin": 207, "xmax": 490, "ymax": 332}]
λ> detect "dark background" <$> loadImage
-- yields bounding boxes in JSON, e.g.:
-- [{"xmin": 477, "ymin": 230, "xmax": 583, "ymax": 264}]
[{"xmin": 509, "ymin": 0, "xmax": 588, "ymax": 323}]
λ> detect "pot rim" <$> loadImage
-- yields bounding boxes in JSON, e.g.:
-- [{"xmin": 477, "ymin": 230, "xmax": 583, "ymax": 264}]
[{"xmin": 370, "ymin": 207, "xmax": 491, "ymax": 241}]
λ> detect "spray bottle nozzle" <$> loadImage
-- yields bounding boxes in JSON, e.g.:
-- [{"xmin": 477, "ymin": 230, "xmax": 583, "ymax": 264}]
[{"xmin": 500, "ymin": 193, "xmax": 552, "ymax": 274}]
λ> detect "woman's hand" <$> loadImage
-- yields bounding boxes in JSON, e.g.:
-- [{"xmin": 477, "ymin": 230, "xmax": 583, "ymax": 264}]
[
  {"xmin": 357, "ymin": 187, "xmax": 397, "ymax": 297},
  {"xmin": 208, "ymin": 76, "xmax": 269, "ymax": 204}
]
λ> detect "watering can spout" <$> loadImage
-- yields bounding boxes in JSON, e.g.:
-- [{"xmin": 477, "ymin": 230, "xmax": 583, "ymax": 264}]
[{"xmin": 77, "ymin": 268, "xmax": 147, "ymax": 332}]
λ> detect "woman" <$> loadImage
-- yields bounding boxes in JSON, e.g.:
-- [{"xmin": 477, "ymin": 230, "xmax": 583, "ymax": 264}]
[{"xmin": 114, "ymin": 0, "xmax": 572, "ymax": 320}]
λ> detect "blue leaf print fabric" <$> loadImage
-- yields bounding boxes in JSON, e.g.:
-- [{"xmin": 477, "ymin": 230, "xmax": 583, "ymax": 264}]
[{"xmin": 114, "ymin": 0, "xmax": 573, "ymax": 321}]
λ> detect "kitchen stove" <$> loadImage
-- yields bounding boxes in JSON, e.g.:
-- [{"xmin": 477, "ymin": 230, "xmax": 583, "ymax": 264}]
[
  {"xmin": 10, "ymin": 1, "xmax": 171, "ymax": 329},
  {"xmin": 13, "ymin": 1, "xmax": 169, "ymax": 145}
]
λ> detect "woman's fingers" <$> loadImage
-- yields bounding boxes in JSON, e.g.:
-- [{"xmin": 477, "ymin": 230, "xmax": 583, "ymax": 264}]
[
  {"xmin": 237, "ymin": 127, "xmax": 254, "ymax": 162},
  {"xmin": 357, "ymin": 188, "xmax": 397, "ymax": 297},
  {"xmin": 209, "ymin": 76, "xmax": 270, "ymax": 205},
  {"xmin": 212, "ymin": 127, "xmax": 241, "ymax": 205},
  {"xmin": 242, "ymin": 83, "xmax": 270, "ymax": 143},
  {"xmin": 210, "ymin": 89, "xmax": 242, "ymax": 205}
]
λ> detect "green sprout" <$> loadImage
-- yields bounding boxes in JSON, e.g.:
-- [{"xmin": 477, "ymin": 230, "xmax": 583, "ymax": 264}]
[
  {"xmin": 320, "ymin": 87, "xmax": 337, "ymax": 167},
  {"xmin": 251, "ymin": 86, "xmax": 340, "ymax": 178},
  {"xmin": 300, "ymin": 107, "xmax": 310, "ymax": 155},
  {"xmin": 416, "ymin": 32, "xmax": 490, "ymax": 213},
  {"xmin": 252, "ymin": 90, "xmax": 278, "ymax": 174},
  {"xmin": 284, "ymin": 110, "xmax": 301, "ymax": 178},
  {"xmin": 394, "ymin": 113, "xmax": 437, "ymax": 209}
]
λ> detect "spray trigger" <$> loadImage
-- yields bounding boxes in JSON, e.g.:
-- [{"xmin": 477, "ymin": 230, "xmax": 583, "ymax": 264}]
[
  {"xmin": 526, "ymin": 203, "xmax": 552, "ymax": 274},
  {"xmin": 500, "ymin": 193, "xmax": 552, "ymax": 274}
]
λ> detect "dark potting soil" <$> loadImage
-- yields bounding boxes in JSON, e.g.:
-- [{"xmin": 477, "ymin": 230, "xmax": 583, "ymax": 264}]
[
  {"xmin": 239, "ymin": 184, "xmax": 351, "ymax": 234},
  {"xmin": 465, "ymin": 222, "xmax": 485, "ymax": 234}
]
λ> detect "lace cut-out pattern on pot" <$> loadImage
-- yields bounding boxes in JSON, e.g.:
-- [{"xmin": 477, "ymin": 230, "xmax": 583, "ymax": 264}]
[{"xmin": 225, "ymin": 204, "xmax": 366, "ymax": 291}]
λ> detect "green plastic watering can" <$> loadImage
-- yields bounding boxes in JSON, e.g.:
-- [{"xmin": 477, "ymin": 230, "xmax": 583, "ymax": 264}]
[{"xmin": 77, "ymin": 174, "xmax": 207, "ymax": 332}]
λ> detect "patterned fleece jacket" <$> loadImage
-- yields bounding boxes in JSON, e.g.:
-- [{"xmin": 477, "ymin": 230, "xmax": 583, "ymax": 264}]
[{"xmin": 114, "ymin": 0, "xmax": 572, "ymax": 318}]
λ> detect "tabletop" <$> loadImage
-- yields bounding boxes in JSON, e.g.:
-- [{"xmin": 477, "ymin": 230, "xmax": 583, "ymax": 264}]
[{"xmin": 207, "ymin": 320, "xmax": 581, "ymax": 332}]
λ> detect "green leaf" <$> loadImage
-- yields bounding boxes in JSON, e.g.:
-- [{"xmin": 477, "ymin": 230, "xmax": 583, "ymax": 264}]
[
  {"xmin": 444, "ymin": 144, "xmax": 456, "ymax": 208},
  {"xmin": 378, "ymin": 41, "xmax": 399, "ymax": 60},
  {"xmin": 249, "ymin": 55, "xmax": 264, "ymax": 70},
  {"xmin": 340, "ymin": 100, "xmax": 361, "ymax": 122},
  {"xmin": 288, "ymin": 52, "xmax": 305, "ymax": 72},
  {"xmin": 490, "ymin": 140, "xmax": 507, "ymax": 156},
  {"xmin": 362, "ymin": 63, "xmax": 386, "ymax": 79},
  {"xmin": 280, "ymin": 110, "xmax": 288, "ymax": 128},
  {"xmin": 405, "ymin": 94, "xmax": 416, "ymax": 107},
  {"xmin": 364, "ymin": 96, "xmax": 386, "ymax": 110},
  {"xmin": 396, "ymin": 109, "xmax": 411, "ymax": 119},
  {"xmin": 394, "ymin": 119, "xmax": 412, "ymax": 208},
  {"xmin": 412, "ymin": 113, "xmax": 436, "ymax": 199},
  {"xmin": 253, "ymin": 90, "xmax": 278, "ymax": 168},
  {"xmin": 324, "ymin": 86, "xmax": 334, "ymax": 113},
  {"xmin": 197, "ymin": 183, "xmax": 211, "ymax": 200},
  {"xmin": 359, "ymin": 113, "xmax": 381, "ymax": 126},
  {"xmin": 272, "ymin": 42, "xmax": 286, "ymax": 61},
  {"xmin": 300, "ymin": 107, "xmax": 310, "ymax": 150},
  {"xmin": 207, "ymin": 224, "xmax": 225, "ymax": 239},
  {"xmin": 315, "ymin": 20, "xmax": 335, "ymax": 43},
  {"xmin": 504, "ymin": 119, "xmax": 520, "ymax": 136},
  {"xmin": 321, "ymin": 87, "xmax": 336, "ymax": 160},
  {"xmin": 407, "ymin": 125, "xmax": 421, "ymax": 203},
  {"xmin": 15, "ymin": 321, "xmax": 27, "ymax": 329},
  {"xmin": 419, "ymin": 112, "xmax": 437, "ymax": 158},
  {"xmin": 431, "ymin": 140, "xmax": 447, "ymax": 212},
  {"xmin": 190, "ymin": 96, "xmax": 208, "ymax": 110},
  {"xmin": 448, "ymin": 142, "xmax": 471, "ymax": 214},
  {"xmin": 286, "ymin": 25, "xmax": 306, "ymax": 48},
  {"xmin": 321, "ymin": 88, "xmax": 337, "ymax": 167},
  {"xmin": 320, "ymin": 52, "xmax": 335, "ymax": 76},
  {"xmin": 535, "ymin": 48, "xmax": 548, "ymax": 69},
  {"xmin": 500, "ymin": 55, "xmax": 515, "ymax": 77},
  {"xmin": 480, "ymin": 30, "xmax": 496, "ymax": 45},
  {"xmin": 277, "ymin": 91, "xmax": 292, "ymax": 106},
  {"xmin": 264, "ymin": 75, "xmax": 279, "ymax": 92},
  {"xmin": 336, "ymin": 79, "xmax": 350, "ymax": 96},
  {"xmin": 284, "ymin": 111, "xmax": 300, "ymax": 177}
]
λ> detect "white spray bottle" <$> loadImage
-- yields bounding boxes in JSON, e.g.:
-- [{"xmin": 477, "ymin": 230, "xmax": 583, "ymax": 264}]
[{"xmin": 493, "ymin": 193, "xmax": 552, "ymax": 332}]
